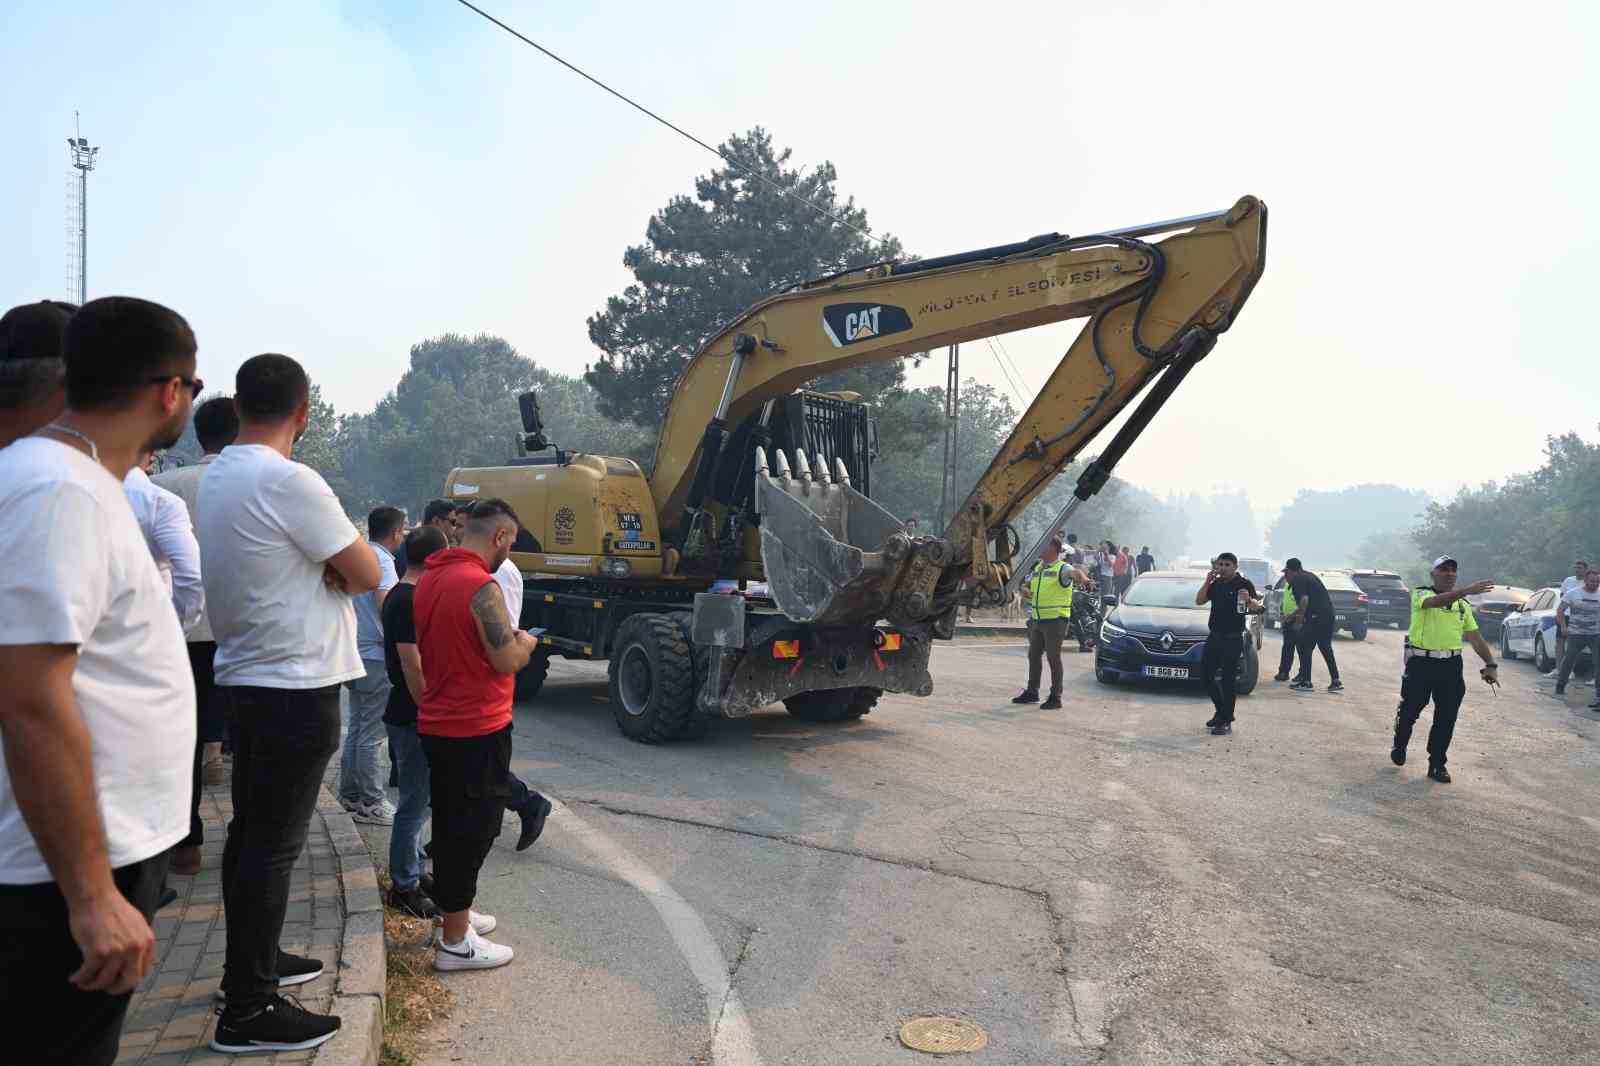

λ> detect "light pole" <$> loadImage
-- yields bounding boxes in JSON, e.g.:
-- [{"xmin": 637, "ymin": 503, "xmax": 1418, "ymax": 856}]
[{"xmin": 68, "ymin": 125, "xmax": 99, "ymax": 305}]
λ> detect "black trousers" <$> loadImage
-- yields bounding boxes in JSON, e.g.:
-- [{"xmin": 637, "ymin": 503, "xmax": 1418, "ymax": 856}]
[
  {"xmin": 1294, "ymin": 618, "xmax": 1340, "ymax": 683},
  {"xmin": 421, "ymin": 726, "xmax": 513, "ymax": 914},
  {"xmin": 1026, "ymin": 618, "xmax": 1067, "ymax": 694},
  {"xmin": 0, "ymin": 850, "xmax": 170, "ymax": 1066},
  {"xmin": 179, "ymin": 641, "xmax": 223, "ymax": 849},
  {"xmin": 1277, "ymin": 622, "xmax": 1304, "ymax": 678},
  {"xmin": 1203, "ymin": 631, "xmax": 1245, "ymax": 722},
  {"xmin": 220, "ymin": 685, "xmax": 341, "ymax": 1013},
  {"xmin": 1395, "ymin": 654, "xmax": 1466, "ymax": 767}
]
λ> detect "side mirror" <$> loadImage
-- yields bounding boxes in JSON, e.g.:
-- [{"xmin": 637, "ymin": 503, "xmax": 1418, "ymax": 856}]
[
  {"xmin": 1101, "ymin": 594, "xmax": 1118, "ymax": 609},
  {"xmin": 517, "ymin": 390, "xmax": 550, "ymax": 452}
]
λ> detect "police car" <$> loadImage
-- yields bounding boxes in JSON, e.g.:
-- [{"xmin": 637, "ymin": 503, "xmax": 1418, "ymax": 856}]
[{"xmin": 1500, "ymin": 586, "xmax": 1594, "ymax": 674}]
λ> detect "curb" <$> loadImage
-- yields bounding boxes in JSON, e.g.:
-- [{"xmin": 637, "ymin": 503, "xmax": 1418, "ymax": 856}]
[
  {"xmin": 313, "ymin": 787, "xmax": 386, "ymax": 1066},
  {"xmin": 955, "ymin": 624, "xmax": 1029, "ymax": 638}
]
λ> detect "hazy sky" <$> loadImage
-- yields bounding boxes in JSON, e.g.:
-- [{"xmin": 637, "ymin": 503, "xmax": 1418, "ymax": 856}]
[{"xmin": 4, "ymin": 1, "xmax": 1596, "ymax": 521}]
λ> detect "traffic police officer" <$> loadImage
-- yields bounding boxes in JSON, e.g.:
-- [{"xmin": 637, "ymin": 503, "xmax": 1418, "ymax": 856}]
[
  {"xmin": 1274, "ymin": 575, "xmax": 1302, "ymax": 681},
  {"xmin": 1013, "ymin": 537, "xmax": 1085, "ymax": 710},
  {"xmin": 1391, "ymin": 555, "xmax": 1497, "ymax": 783}
]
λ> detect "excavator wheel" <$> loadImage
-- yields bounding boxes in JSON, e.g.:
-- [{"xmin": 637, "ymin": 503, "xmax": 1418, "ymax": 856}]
[
  {"xmin": 783, "ymin": 686, "xmax": 881, "ymax": 723},
  {"xmin": 608, "ymin": 613, "xmax": 697, "ymax": 743},
  {"xmin": 513, "ymin": 649, "xmax": 551, "ymax": 703}
]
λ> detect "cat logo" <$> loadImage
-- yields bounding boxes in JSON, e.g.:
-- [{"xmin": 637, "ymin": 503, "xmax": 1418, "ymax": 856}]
[{"xmin": 821, "ymin": 302, "xmax": 913, "ymax": 348}]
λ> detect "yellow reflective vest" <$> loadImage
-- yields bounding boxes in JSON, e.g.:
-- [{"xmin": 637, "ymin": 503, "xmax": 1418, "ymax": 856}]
[
  {"xmin": 1280, "ymin": 584, "xmax": 1297, "ymax": 617},
  {"xmin": 1029, "ymin": 562, "xmax": 1074, "ymax": 620},
  {"xmin": 1406, "ymin": 586, "xmax": 1478, "ymax": 651}
]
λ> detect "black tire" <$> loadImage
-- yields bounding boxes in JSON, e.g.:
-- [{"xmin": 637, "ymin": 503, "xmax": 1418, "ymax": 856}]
[
  {"xmin": 1236, "ymin": 644, "xmax": 1260, "ymax": 696},
  {"xmin": 1501, "ymin": 628, "xmax": 1517, "ymax": 661},
  {"xmin": 1350, "ymin": 622, "xmax": 1368, "ymax": 642},
  {"xmin": 608, "ymin": 613, "xmax": 697, "ymax": 743},
  {"xmin": 1095, "ymin": 660, "xmax": 1116, "ymax": 685},
  {"xmin": 783, "ymin": 686, "xmax": 880, "ymax": 723},
  {"xmin": 513, "ymin": 650, "xmax": 550, "ymax": 702},
  {"xmin": 1534, "ymin": 633, "xmax": 1555, "ymax": 674}
]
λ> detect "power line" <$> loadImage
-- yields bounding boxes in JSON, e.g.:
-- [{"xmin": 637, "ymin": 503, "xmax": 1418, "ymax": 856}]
[
  {"xmin": 984, "ymin": 338, "xmax": 1028, "ymax": 408},
  {"xmin": 993, "ymin": 335, "xmax": 1033, "ymax": 394},
  {"xmin": 451, "ymin": 0, "xmax": 883, "ymax": 245}
]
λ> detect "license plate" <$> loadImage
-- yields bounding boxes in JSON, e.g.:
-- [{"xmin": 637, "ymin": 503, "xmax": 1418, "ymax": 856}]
[
  {"xmin": 1336, "ymin": 614, "xmax": 1348, "ymax": 621},
  {"xmin": 1141, "ymin": 665, "xmax": 1190, "ymax": 679},
  {"xmin": 1373, "ymin": 599, "xmax": 1390, "ymax": 605}
]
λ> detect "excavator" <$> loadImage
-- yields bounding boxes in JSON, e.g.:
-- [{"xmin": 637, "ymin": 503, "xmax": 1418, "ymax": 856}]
[{"xmin": 444, "ymin": 196, "xmax": 1267, "ymax": 742}]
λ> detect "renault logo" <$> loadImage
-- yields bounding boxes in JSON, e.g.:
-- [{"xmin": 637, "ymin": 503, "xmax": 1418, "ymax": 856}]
[{"xmin": 1160, "ymin": 631, "xmax": 1176, "ymax": 651}]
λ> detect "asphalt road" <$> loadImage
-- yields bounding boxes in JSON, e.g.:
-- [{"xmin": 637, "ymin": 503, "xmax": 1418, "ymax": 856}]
[{"xmin": 363, "ymin": 627, "xmax": 1600, "ymax": 1065}]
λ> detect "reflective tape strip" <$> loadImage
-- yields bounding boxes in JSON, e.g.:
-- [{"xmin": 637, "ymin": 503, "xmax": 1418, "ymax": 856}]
[{"xmin": 772, "ymin": 640, "xmax": 800, "ymax": 659}]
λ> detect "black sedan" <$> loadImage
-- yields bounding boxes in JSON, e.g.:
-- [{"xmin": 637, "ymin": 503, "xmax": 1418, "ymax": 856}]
[
  {"xmin": 1094, "ymin": 570, "xmax": 1260, "ymax": 694},
  {"xmin": 1466, "ymin": 585, "xmax": 1534, "ymax": 643}
]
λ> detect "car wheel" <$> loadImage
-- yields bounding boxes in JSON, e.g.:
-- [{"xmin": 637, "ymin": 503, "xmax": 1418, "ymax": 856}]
[
  {"xmin": 1095, "ymin": 661, "xmax": 1116, "ymax": 685},
  {"xmin": 1236, "ymin": 644, "xmax": 1260, "ymax": 696},
  {"xmin": 1501, "ymin": 628, "xmax": 1517, "ymax": 661},
  {"xmin": 1350, "ymin": 622, "xmax": 1368, "ymax": 642},
  {"xmin": 1534, "ymin": 633, "xmax": 1555, "ymax": 673}
]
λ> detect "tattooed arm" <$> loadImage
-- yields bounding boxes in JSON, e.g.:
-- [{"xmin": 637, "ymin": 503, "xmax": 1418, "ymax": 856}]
[{"xmin": 470, "ymin": 581, "xmax": 536, "ymax": 674}]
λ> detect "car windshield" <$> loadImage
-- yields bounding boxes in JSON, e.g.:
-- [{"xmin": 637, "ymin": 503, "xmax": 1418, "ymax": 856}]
[
  {"xmin": 1123, "ymin": 576, "xmax": 1205, "ymax": 608},
  {"xmin": 1470, "ymin": 586, "xmax": 1534, "ymax": 606},
  {"xmin": 1318, "ymin": 571, "xmax": 1361, "ymax": 592},
  {"xmin": 1352, "ymin": 573, "xmax": 1406, "ymax": 591}
]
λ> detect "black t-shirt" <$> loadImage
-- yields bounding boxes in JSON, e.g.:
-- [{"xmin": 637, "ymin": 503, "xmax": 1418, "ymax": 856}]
[
  {"xmin": 1206, "ymin": 574, "xmax": 1258, "ymax": 634},
  {"xmin": 381, "ymin": 582, "xmax": 419, "ymax": 726},
  {"xmin": 1288, "ymin": 572, "xmax": 1334, "ymax": 622},
  {"xmin": 1136, "ymin": 552, "xmax": 1154, "ymax": 574}
]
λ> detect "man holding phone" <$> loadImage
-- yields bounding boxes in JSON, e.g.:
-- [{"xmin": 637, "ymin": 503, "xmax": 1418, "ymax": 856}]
[{"xmin": 1195, "ymin": 552, "xmax": 1263, "ymax": 735}]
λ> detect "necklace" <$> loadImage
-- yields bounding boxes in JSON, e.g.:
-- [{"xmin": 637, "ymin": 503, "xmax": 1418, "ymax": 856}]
[{"xmin": 40, "ymin": 421, "xmax": 100, "ymax": 463}]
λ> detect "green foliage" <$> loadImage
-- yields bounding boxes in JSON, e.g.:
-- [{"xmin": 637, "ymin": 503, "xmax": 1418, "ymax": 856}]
[
  {"xmin": 334, "ymin": 334, "xmax": 654, "ymax": 519},
  {"xmin": 871, "ymin": 379, "xmax": 1014, "ymax": 526},
  {"xmin": 1413, "ymin": 430, "xmax": 1600, "ymax": 588},
  {"xmin": 585, "ymin": 127, "xmax": 906, "ymax": 423},
  {"xmin": 1265, "ymin": 484, "xmax": 1433, "ymax": 567}
]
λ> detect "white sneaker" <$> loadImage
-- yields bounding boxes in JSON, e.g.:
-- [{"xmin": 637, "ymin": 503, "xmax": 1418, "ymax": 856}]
[
  {"xmin": 432, "ymin": 908, "xmax": 496, "ymax": 935},
  {"xmin": 351, "ymin": 800, "xmax": 395, "ymax": 826},
  {"xmin": 433, "ymin": 926, "xmax": 513, "ymax": 972}
]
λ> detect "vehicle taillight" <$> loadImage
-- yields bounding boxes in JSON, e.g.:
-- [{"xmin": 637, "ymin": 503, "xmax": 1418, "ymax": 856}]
[{"xmin": 1358, "ymin": 593, "xmax": 1369, "ymax": 604}]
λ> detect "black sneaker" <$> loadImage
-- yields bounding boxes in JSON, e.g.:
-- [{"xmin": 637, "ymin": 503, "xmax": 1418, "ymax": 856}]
[
  {"xmin": 1328, "ymin": 680, "xmax": 1344, "ymax": 693},
  {"xmin": 418, "ymin": 871, "xmax": 436, "ymax": 896},
  {"xmin": 1426, "ymin": 764, "xmax": 1451, "ymax": 784},
  {"xmin": 1205, "ymin": 716, "xmax": 1220, "ymax": 728},
  {"xmin": 1554, "ymin": 684, "xmax": 1565, "ymax": 696},
  {"xmin": 1210, "ymin": 721, "xmax": 1233, "ymax": 735},
  {"xmin": 215, "ymin": 951, "xmax": 325, "ymax": 1002},
  {"xmin": 388, "ymin": 884, "xmax": 440, "ymax": 919},
  {"xmin": 516, "ymin": 794, "xmax": 555, "ymax": 852},
  {"xmin": 1272, "ymin": 673, "xmax": 1290, "ymax": 682},
  {"xmin": 1288, "ymin": 680, "xmax": 1314, "ymax": 693},
  {"xmin": 1039, "ymin": 693, "xmax": 1062, "ymax": 710},
  {"xmin": 1390, "ymin": 746, "xmax": 1406, "ymax": 766},
  {"xmin": 1011, "ymin": 690, "xmax": 1039, "ymax": 705},
  {"xmin": 211, "ymin": 995, "xmax": 341, "ymax": 1053}
]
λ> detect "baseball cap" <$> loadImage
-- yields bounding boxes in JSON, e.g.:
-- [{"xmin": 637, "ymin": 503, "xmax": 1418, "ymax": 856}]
[
  {"xmin": 1284, "ymin": 557, "xmax": 1303, "ymax": 570},
  {"xmin": 1432, "ymin": 555, "xmax": 1458, "ymax": 570}
]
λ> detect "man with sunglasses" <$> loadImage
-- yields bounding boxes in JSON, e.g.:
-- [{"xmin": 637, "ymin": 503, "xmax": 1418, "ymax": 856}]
[
  {"xmin": 0, "ymin": 297, "xmax": 198, "ymax": 1064},
  {"xmin": 1391, "ymin": 556, "xmax": 1496, "ymax": 783}
]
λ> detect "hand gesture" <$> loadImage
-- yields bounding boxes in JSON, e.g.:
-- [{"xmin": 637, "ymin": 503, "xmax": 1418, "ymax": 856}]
[
  {"xmin": 1464, "ymin": 580, "xmax": 1494, "ymax": 597},
  {"xmin": 69, "ymin": 892, "xmax": 155, "ymax": 995}
]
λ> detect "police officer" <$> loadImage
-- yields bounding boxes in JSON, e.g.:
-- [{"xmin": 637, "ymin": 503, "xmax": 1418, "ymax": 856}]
[
  {"xmin": 1013, "ymin": 537, "xmax": 1085, "ymax": 710},
  {"xmin": 1391, "ymin": 555, "xmax": 1497, "ymax": 783},
  {"xmin": 1272, "ymin": 572, "xmax": 1302, "ymax": 682}
]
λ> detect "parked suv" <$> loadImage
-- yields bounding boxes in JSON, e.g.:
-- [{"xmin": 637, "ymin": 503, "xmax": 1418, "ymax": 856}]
[
  {"xmin": 1318, "ymin": 570, "xmax": 1370, "ymax": 640},
  {"xmin": 1349, "ymin": 569, "xmax": 1409, "ymax": 629}
]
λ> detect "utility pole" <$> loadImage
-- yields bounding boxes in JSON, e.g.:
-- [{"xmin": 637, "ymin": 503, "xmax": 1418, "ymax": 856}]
[
  {"xmin": 67, "ymin": 113, "xmax": 99, "ymax": 305},
  {"xmin": 937, "ymin": 343, "xmax": 960, "ymax": 530}
]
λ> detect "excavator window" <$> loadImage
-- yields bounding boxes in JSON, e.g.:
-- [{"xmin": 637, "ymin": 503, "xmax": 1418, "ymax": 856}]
[{"xmin": 712, "ymin": 391, "xmax": 875, "ymax": 518}]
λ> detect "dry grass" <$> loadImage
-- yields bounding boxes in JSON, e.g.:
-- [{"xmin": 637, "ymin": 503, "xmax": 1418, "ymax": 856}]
[{"xmin": 379, "ymin": 899, "xmax": 454, "ymax": 1066}]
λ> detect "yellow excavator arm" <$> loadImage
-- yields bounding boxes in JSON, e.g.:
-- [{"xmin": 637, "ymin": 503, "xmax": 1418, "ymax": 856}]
[{"xmin": 652, "ymin": 197, "xmax": 1266, "ymax": 626}]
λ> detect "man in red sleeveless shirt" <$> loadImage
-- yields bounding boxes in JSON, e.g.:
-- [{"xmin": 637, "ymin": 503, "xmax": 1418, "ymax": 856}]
[{"xmin": 414, "ymin": 498, "xmax": 536, "ymax": 971}]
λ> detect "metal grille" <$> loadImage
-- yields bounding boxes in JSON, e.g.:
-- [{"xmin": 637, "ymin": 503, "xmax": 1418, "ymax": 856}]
[{"xmin": 1136, "ymin": 634, "xmax": 1204, "ymax": 655}]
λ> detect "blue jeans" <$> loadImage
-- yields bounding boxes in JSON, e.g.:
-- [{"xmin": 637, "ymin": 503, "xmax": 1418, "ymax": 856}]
[
  {"xmin": 385, "ymin": 722, "xmax": 431, "ymax": 892},
  {"xmin": 340, "ymin": 660, "xmax": 391, "ymax": 808}
]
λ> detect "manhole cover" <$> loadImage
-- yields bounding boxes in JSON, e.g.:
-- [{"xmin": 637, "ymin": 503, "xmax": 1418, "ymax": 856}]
[{"xmin": 899, "ymin": 1016, "xmax": 989, "ymax": 1055}]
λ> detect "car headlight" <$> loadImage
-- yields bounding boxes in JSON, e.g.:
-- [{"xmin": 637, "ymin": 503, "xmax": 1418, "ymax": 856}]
[{"xmin": 1100, "ymin": 620, "xmax": 1127, "ymax": 641}]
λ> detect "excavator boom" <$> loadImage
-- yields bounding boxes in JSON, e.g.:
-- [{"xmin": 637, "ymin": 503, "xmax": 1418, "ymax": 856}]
[{"xmin": 659, "ymin": 197, "xmax": 1266, "ymax": 628}]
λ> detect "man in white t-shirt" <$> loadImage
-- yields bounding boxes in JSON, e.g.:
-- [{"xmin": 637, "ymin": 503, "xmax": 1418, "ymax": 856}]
[
  {"xmin": 0, "ymin": 296, "xmax": 197, "ymax": 1065},
  {"xmin": 196, "ymin": 354, "xmax": 378, "ymax": 1055},
  {"xmin": 1554, "ymin": 567, "xmax": 1600, "ymax": 705}
]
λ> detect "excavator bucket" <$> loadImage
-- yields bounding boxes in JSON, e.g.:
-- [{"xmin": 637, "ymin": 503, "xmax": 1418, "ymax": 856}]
[{"xmin": 753, "ymin": 447, "xmax": 908, "ymax": 624}]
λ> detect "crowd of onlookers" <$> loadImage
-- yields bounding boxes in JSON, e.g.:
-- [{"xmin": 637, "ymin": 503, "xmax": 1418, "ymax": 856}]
[{"xmin": 0, "ymin": 297, "xmax": 543, "ymax": 1063}]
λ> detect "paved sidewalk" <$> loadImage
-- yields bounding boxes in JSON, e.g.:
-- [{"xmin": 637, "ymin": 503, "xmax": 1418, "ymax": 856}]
[{"xmin": 114, "ymin": 775, "xmax": 384, "ymax": 1066}]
